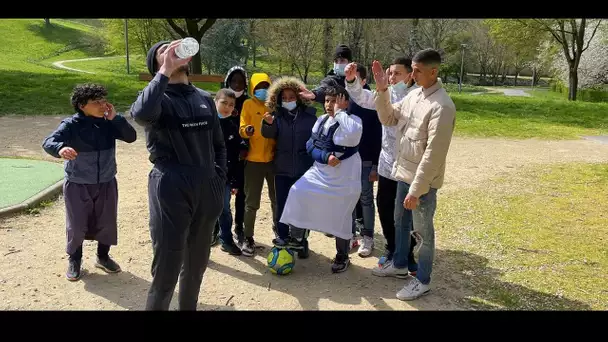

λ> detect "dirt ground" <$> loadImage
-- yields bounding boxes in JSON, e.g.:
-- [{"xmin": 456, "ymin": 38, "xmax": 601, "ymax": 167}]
[{"xmin": 2, "ymin": 114, "xmax": 608, "ymax": 311}]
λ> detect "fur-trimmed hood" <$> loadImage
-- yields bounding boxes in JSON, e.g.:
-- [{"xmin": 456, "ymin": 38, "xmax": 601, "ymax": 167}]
[{"xmin": 265, "ymin": 76, "xmax": 312, "ymax": 113}]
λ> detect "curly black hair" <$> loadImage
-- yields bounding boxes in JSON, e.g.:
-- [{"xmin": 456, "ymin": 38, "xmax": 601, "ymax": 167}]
[
  {"xmin": 324, "ymin": 85, "xmax": 350, "ymax": 102},
  {"xmin": 70, "ymin": 84, "xmax": 108, "ymax": 113}
]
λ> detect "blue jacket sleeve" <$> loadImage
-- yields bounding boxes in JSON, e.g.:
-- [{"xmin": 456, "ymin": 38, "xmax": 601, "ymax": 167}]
[
  {"xmin": 129, "ymin": 73, "xmax": 169, "ymax": 126},
  {"xmin": 110, "ymin": 114, "xmax": 137, "ymax": 143},
  {"xmin": 306, "ymin": 137, "xmax": 329, "ymax": 164},
  {"xmin": 42, "ymin": 119, "xmax": 72, "ymax": 158}
]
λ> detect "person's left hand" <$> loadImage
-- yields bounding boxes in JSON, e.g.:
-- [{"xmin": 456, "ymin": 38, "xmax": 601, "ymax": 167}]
[
  {"xmin": 369, "ymin": 170, "xmax": 378, "ymax": 182},
  {"xmin": 335, "ymin": 94, "xmax": 348, "ymax": 110},
  {"xmin": 105, "ymin": 103, "xmax": 117, "ymax": 120},
  {"xmin": 403, "ymin": 194, "xmax": 419, "ymax": 210},
  {"xmin": 231, "ymin": 188, "xmax": 238, "ymax": 195}
]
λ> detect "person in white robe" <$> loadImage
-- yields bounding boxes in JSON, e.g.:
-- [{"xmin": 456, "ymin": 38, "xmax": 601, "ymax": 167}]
[{"xmin": 280, "ymin": 86, "xmax": 363, "ymax": 273}]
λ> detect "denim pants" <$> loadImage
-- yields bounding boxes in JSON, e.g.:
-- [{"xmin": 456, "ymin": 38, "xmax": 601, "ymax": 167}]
[
  {"xmin": 359, "ymin": 162, "xmax": 376, "ymax": 238},
  {"xmin": 393, "ymin": 181, "xmax": 437, "ymax": 285},
  {"xmin": 218, "ymin": 185, "xmax": 234, "ymax": 244}
]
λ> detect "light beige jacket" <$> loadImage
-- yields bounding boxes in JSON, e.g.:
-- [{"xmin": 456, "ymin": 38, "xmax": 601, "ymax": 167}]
[{"xmin": 374, "ymin": 79, "xmax": 456, "ymax": 198}]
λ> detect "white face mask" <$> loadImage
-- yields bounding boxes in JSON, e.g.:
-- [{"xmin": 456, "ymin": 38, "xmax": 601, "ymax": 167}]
[{"xmin": 231, "ymin": 89, "xmax": 244, "ymax": 98}]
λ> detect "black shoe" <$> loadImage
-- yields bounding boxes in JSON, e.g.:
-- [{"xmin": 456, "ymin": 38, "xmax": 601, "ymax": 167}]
[
  {"xmin": 210, "ymin": 230, "xmax": 220, "ymax": 247},
  {"xmin": 95, "ymin": 256, "xmax": 121, "ymax": 273},
  {"xmin": 272, "ymin": 237, "xmax": 289, "ymax": 248},
  {"xmin": 297, "ymin": 239, "xmax": 309, "ymax": 259},
  {"xmin": 66, "ymin": 259, "xmax": 81, "ymax": 281},
  {"xmin": 221, "ymin": 241, "xmax": 243, "ymax": 256},
  {"xmin": 331, "ymin": 256, "xmax": 350, "ymax": 273},
  {"xmin": 324, "ymin": 233, "xmax": 334, "ymax": 238}
]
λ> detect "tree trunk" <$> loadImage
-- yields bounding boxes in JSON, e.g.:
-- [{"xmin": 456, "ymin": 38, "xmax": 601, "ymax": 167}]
[
  {"xmin": 249, "ymin": 20, "xmax": 257, "ymax": 67},
  {"xmin": 568, "ymin": 69, "xmax": 578, "ymax": 101},
  {"xmin": 191, "ymin": 52, "xmax": 203, "ymax": 74},
  {"xmin": 514, "ymin": 73, "xmax": 518, "ymax": 87},
  {"xmin": 408, "ymin": 19, "xmax": 420, "ymax": 57},
  {"xmin": 44, "ymin": 18, "xmax": 51, "ymax": 26},
  {"xmin": 531, "ymin": 67, "xmax": 537, "ymax": 87},
  {"xmin": 322, "ymin": 19, "xmax": 332, "ymax": 76}
]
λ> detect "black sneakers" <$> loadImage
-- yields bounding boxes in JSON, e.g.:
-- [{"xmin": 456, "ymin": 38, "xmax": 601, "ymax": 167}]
[
  {"xmin": 297, "ymin": 239, "xmax": 310, "ymax": 259},
  {"xmin": 331, "ymin": 256, "xmax": 350, "ymax": 273},
  {"xmin": 95, "ymin": 256, "xmax": 122, "ymax": 273},
  {"xmin": 66, "ymin": 258, "xmax": 82, "ymax": 281},
  {"xmin": 220, "ymin": 240, "xmax": 243, "ymax": 256}
]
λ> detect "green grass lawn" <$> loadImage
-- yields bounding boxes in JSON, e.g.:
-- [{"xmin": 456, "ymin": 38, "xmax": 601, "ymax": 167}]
[
  {"xmin": 0, "ymin": 157, "xmax": 64, "ymax": 209},
  {"xmin": 436, "ymin": 162, "xmax": 608, "ymax": 310},
  {"xmin": 449, "ymin": 92, "xmax": 608, "ymax": 139},
  {"xmin": 1, "ymin": 19, "xmax": 607, "ymax": 140}
]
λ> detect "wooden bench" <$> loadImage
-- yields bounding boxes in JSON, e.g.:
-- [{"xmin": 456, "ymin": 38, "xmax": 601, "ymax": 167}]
[{"xmin": 138, "ymin": 73, "xmax": 225, "ymax": 95}]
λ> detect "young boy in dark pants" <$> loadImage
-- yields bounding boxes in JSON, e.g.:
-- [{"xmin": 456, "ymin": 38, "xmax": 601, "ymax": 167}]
[
  {"xmin": 260, "ymin": 76, "xmax": 317, "ymax": 258},
  {"xmin": 212, "ymin": 66, "xmax": 250, "ymax": 245},
  {"xmin": 42, "ymin": 83, "xmax": 137, "ymax": 281},
  {"xmin": 214, "ymin": 89, "xmax": 249, "ymax": 255}
]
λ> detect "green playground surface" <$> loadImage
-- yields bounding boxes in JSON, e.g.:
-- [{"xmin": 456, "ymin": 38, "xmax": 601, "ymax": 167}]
[{"xmin": 0, "ymin": 158, "xmax": 64, "ymax": 209}]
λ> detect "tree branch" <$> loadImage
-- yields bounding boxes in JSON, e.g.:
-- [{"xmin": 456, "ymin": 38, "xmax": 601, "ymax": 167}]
[
  {"xmin": 582, "ymin": 19, "xmax": 602, "ymax": 52},
  {"xmin": 166, "ymin": 19, "xmax": 187, "ymax": 37},
  {"xmin": 198, "ymin": 19, "xmax": 217, "ymax": 38}
]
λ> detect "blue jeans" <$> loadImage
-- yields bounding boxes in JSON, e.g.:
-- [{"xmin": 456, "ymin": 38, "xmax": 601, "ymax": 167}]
[
  {"xmin": 218, "ymin": 185, "xmax": 234, "ymax": 244},
  {"xmin": 393, "ymin": 181, "xmax": 437, "ymax": 285},
  {"xmin": 359, "ymin": 163, "xmax": 376, "ymax": 238}
]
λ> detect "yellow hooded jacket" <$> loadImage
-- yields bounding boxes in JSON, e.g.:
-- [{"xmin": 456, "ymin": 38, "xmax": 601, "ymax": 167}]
[{"xmin": 239, "ymin": 73, "xmax": 275, "ymax": 163}]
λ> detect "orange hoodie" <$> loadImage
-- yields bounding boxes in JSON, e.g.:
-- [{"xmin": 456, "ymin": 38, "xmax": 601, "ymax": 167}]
[{"xmin": 239, "ymin": 73, "xmax": 275, "ymax": 163}]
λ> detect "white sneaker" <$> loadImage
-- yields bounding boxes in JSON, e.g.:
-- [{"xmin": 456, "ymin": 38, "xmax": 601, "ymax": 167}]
[
  {"xmin": 371, "ymin": 260, "xmax": 410, "ymax": 279},
  {"xmin": 396, "ymin": 277, "xmax": 431, "ymax": 301},
  {"xmin": 358, "ymin": 236, "xmax": 374, "ymax": 257}
]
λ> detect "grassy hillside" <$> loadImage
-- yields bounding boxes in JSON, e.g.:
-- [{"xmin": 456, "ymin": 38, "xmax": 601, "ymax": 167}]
[{"xmin": 0, "ymin": 19, "xmax": 218, "ymax": 115}]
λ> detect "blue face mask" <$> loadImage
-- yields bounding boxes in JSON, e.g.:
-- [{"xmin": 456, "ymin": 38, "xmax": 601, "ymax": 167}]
[
  {"xmin": 392, "ymin": 81, "xmax": 407, "ymax": 93},
  {"xmin": 282, "ymin": 101, "xmax": 297, "ymax": 111},
  {"xmin": 333, "ymin": 63, "xmax": 347, "ymax": 76},
  {"xmin": 254, "ymin": 89, "xmax": 268, "ymax": 101}
]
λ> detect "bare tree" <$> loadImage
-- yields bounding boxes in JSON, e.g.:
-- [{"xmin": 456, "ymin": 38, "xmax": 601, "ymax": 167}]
[{"xmin": 165, "ymin": 18, "xmax": 217, "ymax": 74}]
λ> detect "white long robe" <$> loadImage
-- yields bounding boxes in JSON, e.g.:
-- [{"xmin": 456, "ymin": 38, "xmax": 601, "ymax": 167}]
[{"xmin": 279, "ymin": 111, "xmax": 363, "ymax": 240}]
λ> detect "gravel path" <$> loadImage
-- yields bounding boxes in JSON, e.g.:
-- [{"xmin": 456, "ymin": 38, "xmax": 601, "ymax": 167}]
[{"xmin": 1, "ymin": 115, "xmax": 608, "ymax": 311}]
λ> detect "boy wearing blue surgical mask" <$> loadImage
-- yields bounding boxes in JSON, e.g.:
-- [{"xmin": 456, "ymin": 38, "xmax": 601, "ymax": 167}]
[
  {"xmin": 214, "ymin": 89, "xmax": 249, "ymax": 256},
  {"xmin": 260, "ymin": 76, "xmax": 317, "ymax": 258},
  {"xmin": 239, "ymin": 73, "xmax": 276, "ymax": 257}
]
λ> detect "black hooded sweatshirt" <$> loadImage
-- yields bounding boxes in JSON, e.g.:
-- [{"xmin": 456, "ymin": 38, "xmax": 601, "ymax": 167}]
[{"xmin": 130, "ymin": 73, "xmax": 227, "ymax": 178}]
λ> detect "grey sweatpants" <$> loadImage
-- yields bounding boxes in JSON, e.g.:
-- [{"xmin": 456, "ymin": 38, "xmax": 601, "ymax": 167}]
[{"xmin": 64, "ymin": 178, "xmax": 118, "ymax": 256}]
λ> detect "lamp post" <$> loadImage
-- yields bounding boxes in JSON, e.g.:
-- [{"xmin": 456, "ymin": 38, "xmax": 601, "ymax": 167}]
[
  {"xmin": 124, "ymin": 19, "xmax": 130, "ymax": 74},
  {"xmin": 459, "ymin": 43, "xmax": 467, "ymax": 93}
]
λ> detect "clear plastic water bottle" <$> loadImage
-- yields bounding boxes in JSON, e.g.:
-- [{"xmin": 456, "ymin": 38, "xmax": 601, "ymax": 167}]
[{"xmin": 174, "ymin": 37, "xmax": 200, "ymax": 59}]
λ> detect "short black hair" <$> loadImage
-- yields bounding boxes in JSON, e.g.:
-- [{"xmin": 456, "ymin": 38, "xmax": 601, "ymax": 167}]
[
  {"xmin": 412, "ymin": 49, "xmax": 442, "ymax": 66},
  {"xmin": 71, "ymin": 83, "xmax": 107, "ymax": 113},
  {"xmin": 215, "ymin": 88, "xmax": 236, "ymax": 101},
  {"xmin": 325, "ymin": 85, "xmax": 350, "ymax": 102},
  {"xmin": 355, "ymin": 63, "xmax": 367, "ymax": 81},
  {"xmin": 392, "ymin": 56, "xmax": 413, "ymax": 72}
]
